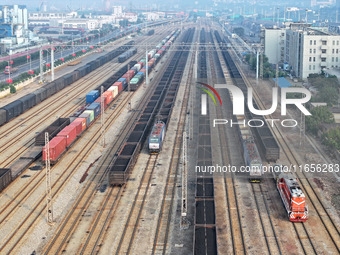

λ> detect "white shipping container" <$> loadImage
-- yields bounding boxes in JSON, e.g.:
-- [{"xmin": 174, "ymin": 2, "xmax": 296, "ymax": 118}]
[
  {"xmin": 134, "ymin": 64, "xmax": 141, "ymax": 71},
  {"xmin": 108, "ymin": 86, "xmax": 119, "ymax": 98}
]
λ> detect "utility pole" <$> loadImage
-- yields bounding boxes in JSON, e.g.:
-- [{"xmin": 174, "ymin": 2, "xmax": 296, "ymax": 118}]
[
  {"xmin": 101, "ymin": 86, "xmax": 105, "ymax": 147},
  {"xmin": 51, "ymin": 45, "xmax": 54, "ymax": 81},
  {"xmin": 260, "ymin": 53, "xmax": 264, "ymax": 79},
  {"xmin": 180, "ymin": 132, "xmax": 188, "ymax": 228},
  {"xmin": 45, "ymin": 132, "xmax": 53, "ymax": 224},
  {"xmin": 128, "ymin": 64, "xmax": 131, "ymax": 111},
  {"xmin": 40, "ymin": 46, "xmax": 44, "ymax": 83},
  {"xmin": 145, "ymin": 46, "xmax": 150, "ymax": 86},
  {"xmin": 256, "ymin": 50, "xmax": 259, "ymax": 82},
  {"xmin": 275, "ymin": 63, "xmax": 279, "ymax": 87}
]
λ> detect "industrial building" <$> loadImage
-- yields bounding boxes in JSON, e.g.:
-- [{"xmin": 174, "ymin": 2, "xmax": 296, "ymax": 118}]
[{"xmin": 0, "ymin": 5, "xmax": 29, "ymax": 47}]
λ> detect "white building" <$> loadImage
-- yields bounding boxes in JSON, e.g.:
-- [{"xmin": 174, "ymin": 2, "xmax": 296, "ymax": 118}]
[
  {"xmin": 28, "ymin": 11, "xmax": 78, "ymax": 26},
  {"xmin": 261, "ymin": 27, "xmax": 286, "ymax": 64},
  {"xmin": 113, "ymin": 6, "xmax": 123, "ymax": 16},
  {"xmin": 286, "ymin": 26, "xmax": 340, "ymax": 79},
  {"xmin": 61, "ymin": 19, "xmax": 101, "ymax": 31},
  {"xmin": 262, "ymin": 23, "xmax": 340, "ymax": 79}
]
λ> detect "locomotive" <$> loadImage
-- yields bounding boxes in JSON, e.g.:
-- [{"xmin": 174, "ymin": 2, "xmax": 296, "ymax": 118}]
[
  {"xmin": 148, "ymin": 121, "xmax": 165, "ymax": 154},
  {"xmin": 277, "ymin": 173, "xmax": 308, "ymax": 222}
]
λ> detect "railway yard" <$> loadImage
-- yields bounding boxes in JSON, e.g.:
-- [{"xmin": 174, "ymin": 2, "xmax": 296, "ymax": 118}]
[{"xmin": 0, "ymin": 19, "xmax": 339, "ymax": 255}]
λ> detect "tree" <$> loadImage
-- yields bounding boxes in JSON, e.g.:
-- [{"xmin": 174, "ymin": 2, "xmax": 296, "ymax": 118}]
[
  {"xmin": 10, "ymin": 85, "xmax": 16, "ymax": 94},
  {"xmin": 233, "ymin": 27, "xmax": 244, "ymax": 37},
  {"xmin": 306, "ymin": 106, "xmax": 335, "ymax": 135},
  {"xmin": 322, "ymin": 127, "xmax": 340, "ymax": 150}
]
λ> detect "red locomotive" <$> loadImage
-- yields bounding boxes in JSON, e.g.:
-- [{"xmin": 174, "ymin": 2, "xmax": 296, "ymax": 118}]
[{"xmin": 277, "ymin": 173, "xmax": 308, "ymax": 222}]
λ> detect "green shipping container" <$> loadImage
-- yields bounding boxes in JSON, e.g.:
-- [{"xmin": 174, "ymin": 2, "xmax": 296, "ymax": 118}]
[
  {"xmin": 130, "ymin": 78, "xmax": 140, "ymax": 85},
  {"xmin": 83, "ymin": 110, "xmax": 94, "ymax": 123}
]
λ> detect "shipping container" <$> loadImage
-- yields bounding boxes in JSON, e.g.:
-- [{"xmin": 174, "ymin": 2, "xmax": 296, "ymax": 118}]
[
  {"xmin": 78, "ymin": 113, "xmax": 91, "ymax": 127},
  {"xmin": 131, "ymin": 67, "xmax": 138, "ymax": 74},
  {"xmin": 118, "ymin": 78, "xmax": 127, "ymax": 88},
  {"xmin": 86, "ymin": 103, "xmax": 101, "ymax": 118},
  {"xmin": 140, "ymin": 68, "xmax": 147, "ymax": 75},
  {"xmin": 57, "ymin": 125, "xmax": 77, "ymax": 147},
  {"xmin": 69, "ymin": 120, "xmax": 83, "ymax": 136},
  {"xmin": 0, "ymin": 168, "xmax": 11, "ymax": 192},
  {"xmin": 130, "ymin": 77, "xmax": 140, "ymax": 85},
  {"xmin": 86, "ymin": 90, "xmax": 99, "ymax": 104},
  {"xmin": 137, "ymin": 71, "xmax": 145, "ymax": 78},
  {"xmin": 83, "ymin": 110, "xmax": 94, "ymax": 123},
  {"xmin": 35, "ymin": 118, "xmax": 70, "ymax": 146},
  {"xmin": 73, "ymin": 118, "xmax": 87, "ymax": 132},
  {"xmin": 137, "ymin": 61, "xmax": 144, "ymax": 68},
  {"xmin": 103, "ymin": 91, "xmax": 114, "ymax": 104},
  {"xmin": 43, "ymin": 136, "xmax": 67, "ymax": 162},
  {"xmin": 94, "ymin": 97, "xmax": 108, "ymax": 109},
  {"xmin": 108, "ymin": 86, "xmax": 119, "ymax": 98}
]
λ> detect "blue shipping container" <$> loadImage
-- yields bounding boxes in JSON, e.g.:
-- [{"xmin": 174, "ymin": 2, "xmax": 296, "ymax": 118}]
[
  {"xmin": 86, "ymin": 90, "xmax": 99, "ymax": 104},
  {"xmin": 131, "ymin": 67, "xmax": 138, "ymax": 74},
  {"xmin": 137, "ymin": 71, "xmax": 145, "ymax": 77},
  {"xmin": 118, "ymin": 78, "xmax": 127, "ymax": 87},
  {"xmin": 86, "ymin": 103, "xmax": 101, "ymax": 118}
]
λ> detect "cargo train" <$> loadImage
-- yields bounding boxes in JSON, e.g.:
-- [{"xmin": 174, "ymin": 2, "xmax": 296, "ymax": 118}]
[
  {"xmin": 148, "ymin": 121, "xmax": 165, "ymax": 154},
  {"xmin": 109, "ymin": 28, "xmax": 193, "ymax": 185},
  {"xmin": 276, "ymin": 173, "xmax": 308, "ymax": 222},
  {"xmin": 0, "ymin": 40, "xmax": 136, "ymax": 127},
  {"xmin": 214, "ymin": 30, "xmax": 280, "ymax": 162},
  {"xmin": 0, "ymin": 30, "xmax": 178, "ymax": 192}
]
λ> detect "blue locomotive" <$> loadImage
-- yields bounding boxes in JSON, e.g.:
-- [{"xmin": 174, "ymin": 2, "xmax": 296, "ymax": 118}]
[{"xmin": 148, "ymin": 121, "xmax": 166, "ymax": 154}]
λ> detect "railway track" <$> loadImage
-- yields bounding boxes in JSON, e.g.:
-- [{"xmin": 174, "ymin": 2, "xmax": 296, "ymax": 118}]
[
  {"xmin": 41, "ymin": 28, "xmax": 194, "ymax": 254},
  {"xmin": 193, "ymin": 28, "xmax": 218, "ymax": 255},
  {"xmin": 0, "ymin": 29, "xmax": 171, "ymax": 168},
  {"xmin": 0, "ymin": 29, "xmax": 172, "ymax": 254},
  {"xmin": 0, "ymin": 90, "xmax": 135, "ymax": 254},
  {"xmin": 151, "ymin": 31, "xmax": 195, "ymax": 254},
  {"xmin": 226, "ymin": 34, "xmax": 340, "ymax": 254},
  {"xmin": 209, "ymin": 30, "xmax": 245, "ymax": 255},
  {"xmin": 0, "ymin": 36, "xmax": 168, "ymax": 223}
]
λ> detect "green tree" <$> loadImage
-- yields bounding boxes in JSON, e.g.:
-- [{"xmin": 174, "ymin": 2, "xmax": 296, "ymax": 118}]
[
  {"xmin": 233, "ymin": 27, "xmax": 244, "ymax": 37},
  {"xmin": 322, "ymin": 127, "xmax": 340, "ymax": 150},
  {"xmin": 306, "ymin": 106, "xmax": 335, "ymax": 135},
  {"xmin": 10, "ymin": 85, "xmax": 16, "ymax": 94}
]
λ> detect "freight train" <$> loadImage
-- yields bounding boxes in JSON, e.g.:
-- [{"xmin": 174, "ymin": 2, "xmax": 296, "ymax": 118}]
[
  {"xmin": 109, "ymin": 28, "xmax": 194, "ymax": 185},
  {"xmin": 0, "ymin": 40, "xmax": 136, "ymax": 127},
  {"xmin": 214, "ymin": 30, "xmax": 280, "ymax": 162},
  {"xmin": 276, "ymin": 173, "xmax": 308, "ymax": 222},
  {"xmin": 235, "ymin": 112, "xmax": 263, "ymax": 182},
  {"xmin": 0, "ymin": 30, "xmax": 179, "ymax": 191},
  {"xmin": 148, "ymin": 121, "xmax": 166, "ymax": 154}
]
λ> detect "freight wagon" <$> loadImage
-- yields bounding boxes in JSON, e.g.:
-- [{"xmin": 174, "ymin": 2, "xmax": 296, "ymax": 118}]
[{"xmin": 0, "ymin": 168, "xmax": 11, "ymax": 192}]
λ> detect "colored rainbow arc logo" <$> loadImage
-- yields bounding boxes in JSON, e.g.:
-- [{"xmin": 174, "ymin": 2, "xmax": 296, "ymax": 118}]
[{"xmin": 197, "ymin": 82, "xmax": 222, "ymax": 106}]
